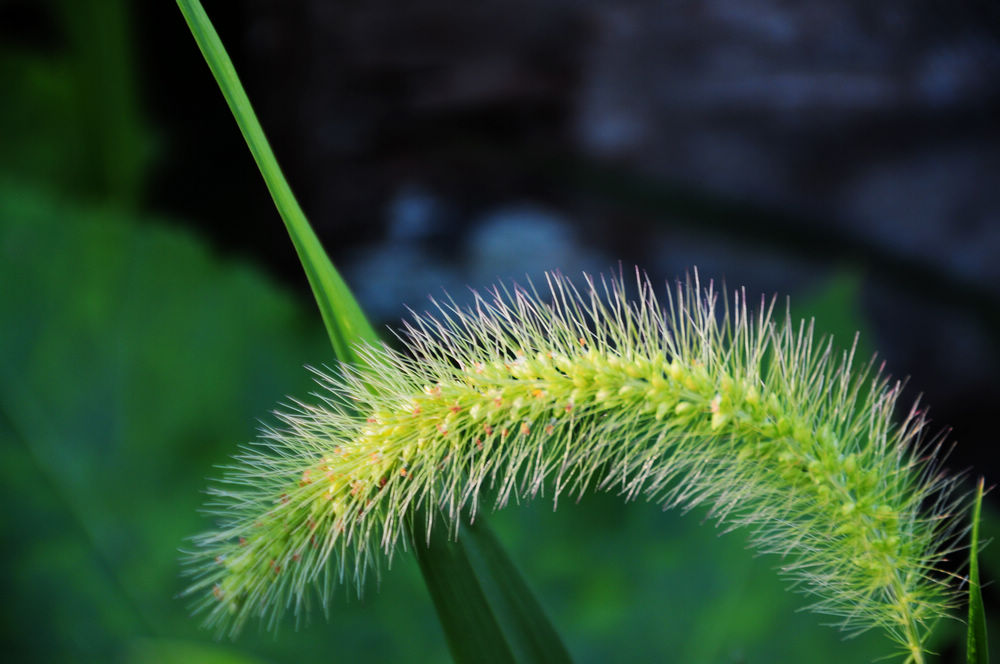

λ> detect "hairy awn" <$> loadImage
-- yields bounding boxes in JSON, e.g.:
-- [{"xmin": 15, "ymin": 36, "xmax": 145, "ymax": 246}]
[{"xmin": 183, "ymin": 270, "xmax": 966, "ymax": 663}]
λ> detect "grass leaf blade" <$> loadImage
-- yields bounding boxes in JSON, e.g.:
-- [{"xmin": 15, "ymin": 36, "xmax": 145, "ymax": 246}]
[
  {"xmin": 967, "ymin": 478, "xmax": 989, "ymax": 664},
  {"xmin": 176, "ymin": 0, "xmax": 378, "ymax": 364},
  {"xmin": 413, "ymin": 516, "xmax": 517, "ymax": 664},
  {"xmin": 463, "ymin": 518, "xmax": 573, "ymax": 663}
]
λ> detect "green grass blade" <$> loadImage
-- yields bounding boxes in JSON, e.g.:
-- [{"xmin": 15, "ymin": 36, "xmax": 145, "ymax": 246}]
[
  {"xmin": 176, "ymin": 4, "xmax": 572, "ymax": 662},
  {"xmin": 176, "ymin": 0, "xmax": 378, "ymax": 364},
  {"xmin": 967, "ymin": 478, "xmax": 989, "ymax": 664},
  {"xmin": 463, "ymin": 518, "xmax": 573, "ymax": 663},
  {"xmin": 413, "ymin": 516, "xmax": 517, "ymax": 664}
]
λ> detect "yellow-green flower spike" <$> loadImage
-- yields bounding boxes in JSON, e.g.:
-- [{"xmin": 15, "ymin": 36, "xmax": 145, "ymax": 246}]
[{"xmin": 182, "ymin": 270, "xmax": 966, "ymax": 662}]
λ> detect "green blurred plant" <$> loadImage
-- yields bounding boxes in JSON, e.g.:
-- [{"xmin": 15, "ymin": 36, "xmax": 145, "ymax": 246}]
[{"xmin": 0, "ymin": 0, "xmax": 151, "ymax": 206}]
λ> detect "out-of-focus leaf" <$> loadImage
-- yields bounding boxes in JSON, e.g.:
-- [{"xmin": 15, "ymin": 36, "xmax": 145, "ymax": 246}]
[
  {"xmin": 123, "ymin": 638, "xmax": 268, "ymax": 664},
  {"xmin": 0, "ymin": 184, "xmax": 445, "ymax": 662},
  {"xmin": 794, "ymin": 269, "xmax": 873, "ymax": 360},
  {"xmin": 0, "ymin": 1, "xmax": 152, "ymax": 204}
]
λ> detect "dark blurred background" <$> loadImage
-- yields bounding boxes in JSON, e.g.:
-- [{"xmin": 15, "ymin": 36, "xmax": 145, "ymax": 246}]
[{"xmin": 1, "ymin": 0, "xmax": 998, "ymax": 662}]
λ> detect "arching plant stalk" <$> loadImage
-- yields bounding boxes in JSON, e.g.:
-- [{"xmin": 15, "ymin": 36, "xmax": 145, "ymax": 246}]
[{"xmin": 184, "ymin": 270, "xmax": 967, "ymax": 662}]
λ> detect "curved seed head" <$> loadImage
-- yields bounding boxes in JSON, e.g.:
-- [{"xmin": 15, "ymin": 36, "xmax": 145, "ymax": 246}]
[{"xmin": 182, "ymin": 269, "xmax": 968, "ymax": 660}]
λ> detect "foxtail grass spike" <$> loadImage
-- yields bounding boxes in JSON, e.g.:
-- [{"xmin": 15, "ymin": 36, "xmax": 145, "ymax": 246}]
[{"xmin": 183, "ymin": 269, "xmax": 967, "ymax": 662}]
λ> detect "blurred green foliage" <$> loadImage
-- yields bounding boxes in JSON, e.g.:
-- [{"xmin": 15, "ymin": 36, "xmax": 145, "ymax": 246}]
[
  {"xmin": 0, "ymin": 185, "xmax": 447, "ymax": 663},
  {"xmin": 0, "ymin": 181, "xmax": 908, "ymax": 663},
  {"xmin": 0, "ymin": 1, "xmax": 152, "ymax": 206}
]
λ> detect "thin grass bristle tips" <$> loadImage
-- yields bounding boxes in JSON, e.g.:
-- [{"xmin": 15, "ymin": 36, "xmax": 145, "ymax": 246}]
[{"xmin": 182, "ymin": 269, "xmax": 968, "ymax": 663}]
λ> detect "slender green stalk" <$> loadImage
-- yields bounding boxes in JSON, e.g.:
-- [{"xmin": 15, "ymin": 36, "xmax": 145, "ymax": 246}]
[
  {"xmin": 184, "ymin": 271, "xmax": 966, "ymax": 661},
  {"xmin": 966, "ymin": 478, "xmax": 988, "ymax": 664},
  {"xmin": 176, "ymin": 0, "xmax": 377, "ymax": 364}
]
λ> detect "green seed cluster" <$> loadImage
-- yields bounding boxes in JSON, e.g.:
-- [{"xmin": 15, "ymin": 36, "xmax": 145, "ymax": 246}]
[{"xmin": 184, "ymin": 272, "xmax": 962, "ymax": 662}]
